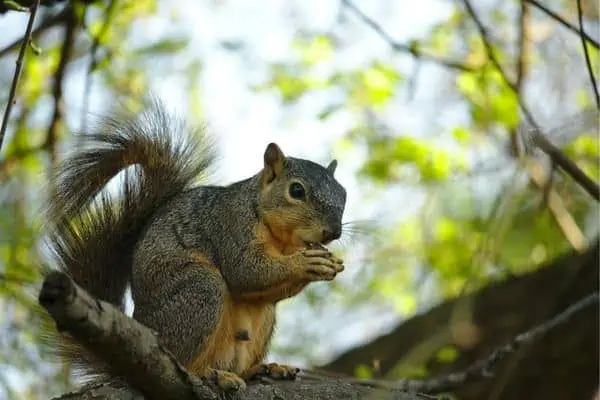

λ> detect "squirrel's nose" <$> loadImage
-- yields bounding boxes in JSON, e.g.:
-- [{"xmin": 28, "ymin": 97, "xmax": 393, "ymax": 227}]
[{"xmin": 322, "ymin": 224, "xmax": 342, "ymax": 243}]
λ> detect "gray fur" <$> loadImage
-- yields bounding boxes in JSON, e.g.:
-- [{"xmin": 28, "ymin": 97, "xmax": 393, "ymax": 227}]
[{"xmin": 45, "ymin": 100, "xmax": 346, "ymax": 378}]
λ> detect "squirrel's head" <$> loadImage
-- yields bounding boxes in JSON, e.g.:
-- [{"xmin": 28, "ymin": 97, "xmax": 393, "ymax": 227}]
[{"xmin": 257, "ymin": 143, "xmax": 346, "ymax": 249}]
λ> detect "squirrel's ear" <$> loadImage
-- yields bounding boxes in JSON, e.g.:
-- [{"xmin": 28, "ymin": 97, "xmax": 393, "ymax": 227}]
[
  {"xmin": 327, "ymin": 159, "xmax": 338, "ymax": 175},
  {"xmin": 263, "ymin": 143, "xmax": 285, "ymax": 184}
]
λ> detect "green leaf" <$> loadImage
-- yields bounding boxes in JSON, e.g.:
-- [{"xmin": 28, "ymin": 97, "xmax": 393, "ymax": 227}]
[
  {"xmin": 296, "ymin": 35, "xmax": 333, "ymax": 66},
  {"xmin": 354, "ymin": 364, "xmax": 373, "ymax": 379},
  {"xmin": 490, "ymin": 87, "xmax": 519, "ymax": 129},
  {"xmin": 435, "ymin": 218, "xmax": 459, "ymax": 242},
  {"xmin": 451, "ymin": 127, "xmax": 471, "ymax": 143},
  {"xmin": 565, "ymin": 135, "xmax": 599, "ymax": 158},
  {"xmin": 418, "ymin": 150, "xmax": 451, "ymax": 182},
  {"xmin": 456, "ymin": 72, "xmax": 478, "ymax": 96},
  {"xmin": 135, "ymin": 38, "xmax": 189, "ymax": 56},
  {"xmin": 393, "ymin": 137, "xmax": 427, "ymax": 163},
  {"xmin": 361, "ymin": 62, "xmax": 401, "ymax": 107},
  {"xmin": 3, "ymin": 0, "xmax": 28, "ymax": 12},
  {"xmin": 317, "ymin": 104, "xmax": 342, "ymax": 120},
  {"xmin": 436, "ymin": 346, "xmax": 460, "ymax": 363}
]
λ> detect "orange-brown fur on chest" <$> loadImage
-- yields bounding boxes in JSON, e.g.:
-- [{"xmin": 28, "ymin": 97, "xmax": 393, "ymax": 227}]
[
  {"xmin": 259, "ymin": 210, "xmax": 309, "ymax": 256},
  {"xmin": 186, "ymin": 213, "xmax": 314, "ymax": 376},
  {"xmin": 236, "ymin": 220, "xmax": 311, "ymax": 303},
  {"xmin": 187, "ymin": 294, "xmax": 276, "ymax": 376}
]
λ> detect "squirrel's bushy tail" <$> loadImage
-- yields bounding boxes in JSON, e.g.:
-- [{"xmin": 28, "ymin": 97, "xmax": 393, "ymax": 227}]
[{"xmin": 43, "ymin": 99, "xmax": 214, "ymax": 375}]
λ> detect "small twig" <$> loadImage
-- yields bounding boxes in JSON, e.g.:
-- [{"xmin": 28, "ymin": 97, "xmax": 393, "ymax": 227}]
[
  {"xmin": 0, "ymin": 8, "xmax": 68, "ymax": 59},
  {"xmin": 461, "ymin": 0, "xmax": 600, "ymax": 202},
  {"xmin": 46, "ymin": 6, "xmax": 77, "ymax": 166},
  {"xmin": 524, "ymin": 0, "xmax": 600, "ymax": 49},
  {"xmin": 576, "ymin": 0, "xmax": 599, "ymax": 108},
  {"xmin": 0, "ymin": 0, "xmax": 41, "ymax": 152},
  {"xmin": 341, "ymin": 0, "xmax": 476, "ymax": 72}
]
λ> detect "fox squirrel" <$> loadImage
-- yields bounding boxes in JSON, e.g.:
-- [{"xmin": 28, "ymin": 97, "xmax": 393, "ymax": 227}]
[{"xmin": 44, "ymin": 100, "xmax": 347, "ymax": 391}]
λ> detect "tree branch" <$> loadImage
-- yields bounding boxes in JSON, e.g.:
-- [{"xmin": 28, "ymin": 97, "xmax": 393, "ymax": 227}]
[
  {"xmin": 305, "ymin": 292, "xmax": 599, "ymax": 395},
  {"xmin": 39, "ymin": 271, "xmax": 220, "ymax": 400},
  {"xmin": 0, "ymin": 0, "xmax": 40, "ymax": 152},
  {"xmin": 524, "ymin": 0, "xmax": 600, "ymax": 49},
  {"xmin": 40, "ymin": 271, "xmax": 424, "ymax": 400},
  {"xmin": 340, "ymin": 0, "xmax": 477, "ymax": 72},
  {"xmin": 576, "ymin": 0, "xmax": 599, "ymax": 108},
  {"xmin": 528, "ymin": 131, "xmax": 600, "ymax": 201},
  {"xmin": 0, "ymin": 8, "xmax": 68, "ymax": 59},
  {"xmin": 322, "ymin": 242, "xmax": 599, "ymax": 399},
  {"xmin": 460, "ymin": 0, "xmax": 600, "ymax": 202}
]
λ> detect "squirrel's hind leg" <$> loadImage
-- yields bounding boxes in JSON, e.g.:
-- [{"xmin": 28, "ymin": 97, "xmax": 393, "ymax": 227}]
[{"xmin": 133, "ymin": 260, "xmax": 245, "ymax": 391}]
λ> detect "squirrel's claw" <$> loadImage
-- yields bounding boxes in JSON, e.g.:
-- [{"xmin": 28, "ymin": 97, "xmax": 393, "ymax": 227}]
[
  {"xmin": 244, "ymin": 363, "xmax": 299, "ymax": 381},
  {"xmin": 208, "ymin": 368, "xmax": 246, "ymax": 391}
]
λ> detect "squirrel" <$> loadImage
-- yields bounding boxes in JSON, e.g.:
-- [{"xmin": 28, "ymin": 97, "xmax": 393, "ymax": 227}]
[{"xmin": 43, "ymin": 99, "xmax": 347, "ymax": 392}]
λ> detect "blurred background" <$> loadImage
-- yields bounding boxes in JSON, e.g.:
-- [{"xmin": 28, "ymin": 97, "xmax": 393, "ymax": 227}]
[{"xmin": 0, "ymin": 0, "xmax": 598, "ymax": 399}]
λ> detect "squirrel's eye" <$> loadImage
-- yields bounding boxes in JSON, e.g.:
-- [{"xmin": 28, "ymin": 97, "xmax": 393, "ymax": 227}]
[{"xmin": 288, "ymin": 182, "xmax": 306, "ymax": 200}]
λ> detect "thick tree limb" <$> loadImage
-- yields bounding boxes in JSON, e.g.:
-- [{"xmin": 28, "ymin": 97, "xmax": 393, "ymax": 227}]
[
  {"xmin": 311, "ymin": 291, "xmax": 598, "ymax": 394},
  {"xmin": 323, "ymin": 241, "xmax": 599, "ymax": 400},
  {"xmin": 54, "ymin": 380, "xmax": 428, "ymax": 400},
  {"xmin": 40, "ymin": 271, "xmax": 425, "ymax": 400},
  {"xmin": 39, "ymin": 271, "xmax": 218, "ymax": 400}
]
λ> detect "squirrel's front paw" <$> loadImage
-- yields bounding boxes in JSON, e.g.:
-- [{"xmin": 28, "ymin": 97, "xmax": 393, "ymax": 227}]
[
  {"xmin": 297, "ymin": 248, "xmax": 344, "ymax": 281},
  {"xmin": 243, "ymin": 363, "xmax": 299, "ymax": 381},
  {"xmin": 207, "ymin": 368, "xmax": 246, "ymax": 391}
]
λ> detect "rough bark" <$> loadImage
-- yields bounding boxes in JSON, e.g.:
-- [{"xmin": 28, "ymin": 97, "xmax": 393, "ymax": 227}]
[
  {"xmin": 40, "ymin": 271, "xmax": 425, "ymax": 400},
  {"xmin": 54, "ymin": 380, "xmax": 428, "ymax": 400},
  {"xmin": 323, "ymin": 241, "xmax": 599, "ymax": 400}
]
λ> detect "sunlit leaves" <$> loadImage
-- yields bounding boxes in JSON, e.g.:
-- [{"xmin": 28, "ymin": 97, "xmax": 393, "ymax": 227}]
[
  {"xmin": 19, "ymin": 46, "xmax": 59, "ymax": 103},
  {"xmin": 118, "ymin": 0, "xmax": 157, "ymax": 22},
  {"xmin": 563, "ymin": 132, "xmax": 600, "ymax": 180},
  {"xmin": 435, "ymin": 345, "xmax": 460, "ymax": 364},
  {"xmin": 457, "ymin": 67, "xmax": 519, "ymax": 130},
  {"xmin": 356, "ymin": 62, "xmax": 401, "ymax": 108},
  {"xmin": 134, "ymin": 38, "xmax": 189, "ymax": 57},
  {"xmin": 362, "ymin": 135, "xmax": 464, "ymax": 183},
  {"xmin": 451, "ymin": 127, "xmax": 471, "ymax": 143},
  {"xmin": 259, "ymin": 63, "xmax": 326, "ymax": 103},
  {"xmin": 260, "ymin": 55, "xmax": 401, "ymax": 109},
  {"xmin": 293, "ymin": 35, "xmax": 333, "ymax": 66}
]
